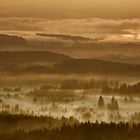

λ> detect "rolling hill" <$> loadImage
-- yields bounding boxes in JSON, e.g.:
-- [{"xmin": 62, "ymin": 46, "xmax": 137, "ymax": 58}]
[
  {"xmin": 0, "ymin": 51, "xmax": 140, "ymax": 76},
  {"xmin": 53, "ymin": 58, "xmax": 140, "ymax": 76},
  {"xmin": 0, "ymin": 34, "xmax": 27, "ymax": 46},
  {"xmin": 0, "ymin": 51, "xmax": 71, "ymax": 64}
]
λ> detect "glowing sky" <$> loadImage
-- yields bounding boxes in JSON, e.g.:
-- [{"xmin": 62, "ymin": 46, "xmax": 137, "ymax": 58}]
[
  {"xmin": 0, "ymin": 0, "xmax": 140, "ymax": 18},
  {"xmin": 0, "ymin": 0, "xmax": 140, "ymax": 42}
]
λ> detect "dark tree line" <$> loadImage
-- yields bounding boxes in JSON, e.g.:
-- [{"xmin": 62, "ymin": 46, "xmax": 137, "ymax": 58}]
[
  {"xmin": 1, "ymin": 121, "xmax": 140, "ymax": 140},
  {"xmin": 102, "ymin": 82, "xmax": 140, "ymax": 95},
  {"xmin": 0, "ymin": 112, "xmax": 79, "ymax": 133},
  {"xmin": 33, "ymin": 79, "xmax": 116, "ymax": 90},
  {"xmin": 0, "ymin": 113, "xmax": 140, "ymax": 140}
]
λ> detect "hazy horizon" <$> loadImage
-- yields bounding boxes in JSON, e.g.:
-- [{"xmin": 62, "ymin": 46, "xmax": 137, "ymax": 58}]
[{"xmin": 0, "ymin": 0, "xmax": 140, "ymax": 18}]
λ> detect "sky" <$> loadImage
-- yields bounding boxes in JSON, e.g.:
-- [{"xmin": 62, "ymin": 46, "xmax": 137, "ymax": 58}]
[
  {"xmin": 0, "ymin": 0, "xmax": 140, "ymax": 43},
  {"xmin": 0, "ymin": 0, "xmax": 140, "ymax": 18},
  {"xmin": 0, "ymin": 18, "xmax": 140, "ymax": 43}
]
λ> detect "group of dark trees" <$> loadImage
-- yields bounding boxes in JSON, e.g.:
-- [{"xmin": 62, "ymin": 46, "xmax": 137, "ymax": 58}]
[
  {"xmin": 98, "ymin": 96, "xmax": 119, "ymax": 111},
  {"xmin": 131, "ymin": 112, "xmax": 140, "ymax": 122},
  {"xmin": 98, "ymin": 96, "xmax": 105, "ymax": 108},
  {"xmin": 3, "ymin": 86, "xmax": 21, "ymax": 93},
  {"xmin": 108, "ymin": 96, "xmax": 119, "ymax": 111},
  {"xmin": 118, "ymin": 82, "xmax": 140, "ymax": 94},
  {"xmin": 102, "ymin": 82, "xmax": 140, "ymax": 95}
]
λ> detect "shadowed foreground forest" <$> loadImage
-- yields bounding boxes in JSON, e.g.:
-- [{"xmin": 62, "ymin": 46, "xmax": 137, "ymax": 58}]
[{"xmin": 0, "ymin": 113, "xmax": 140, "ymax": 140}]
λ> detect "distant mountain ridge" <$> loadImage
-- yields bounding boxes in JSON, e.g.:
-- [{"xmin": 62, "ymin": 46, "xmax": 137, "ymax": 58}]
[
  {"xmin": 53, "ymin": 58, "xmax": 140, "ymax": 75},
  {"xmin": 0, "ymin": 34, "xmax": 27, "ymax": 46},
  {"xmin": 98, "ymin": 54, "xmax": 140, "ymax": 64},
  {"xmin": 0, "ymin": 51, "xmax": 139, "ymax": 76},
  {"xmin": 36, "ymin": 33, "xmax": 93, "ymax": 42},
  {"xmin": 0, "ymin": 51, "xmax": 71, "ymax": 64}
]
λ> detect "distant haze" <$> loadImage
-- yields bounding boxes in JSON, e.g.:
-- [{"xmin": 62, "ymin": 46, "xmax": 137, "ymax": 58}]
[
  {"xmin": 0, "ymin": 1, "xmax": 140, "ymax": 46},
  {"xmin": 0, "ymin": 0, "xmax": 140, "ymax": 18}
]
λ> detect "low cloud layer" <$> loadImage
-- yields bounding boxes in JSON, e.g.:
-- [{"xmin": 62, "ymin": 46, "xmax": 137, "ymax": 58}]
[{"xmin": 0, "ymin": 18, "xmax": 140, "ymax": 42}]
